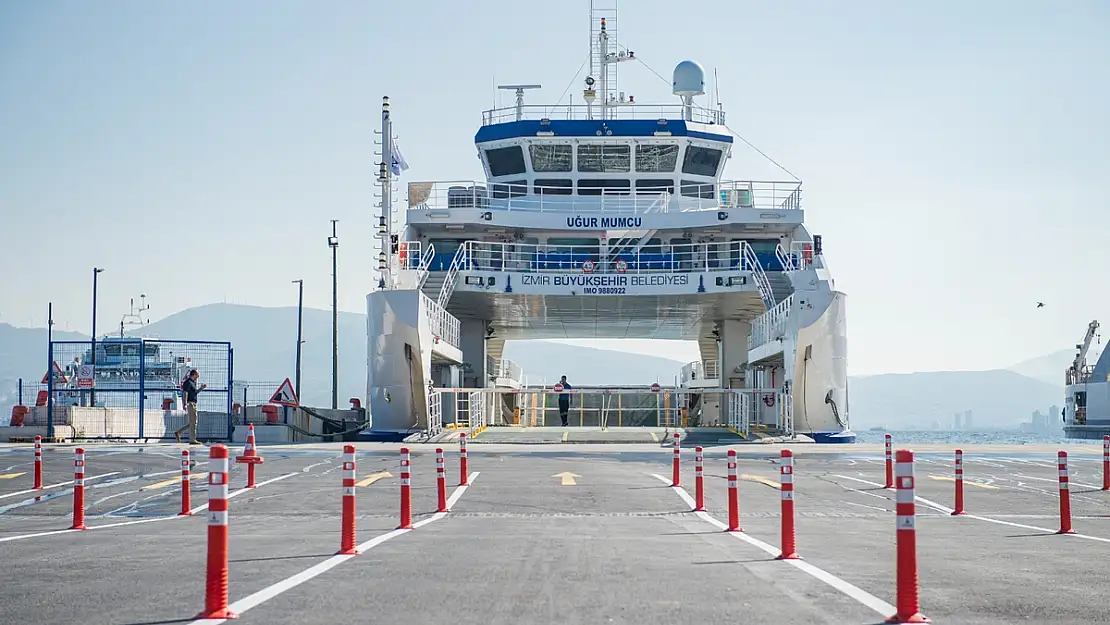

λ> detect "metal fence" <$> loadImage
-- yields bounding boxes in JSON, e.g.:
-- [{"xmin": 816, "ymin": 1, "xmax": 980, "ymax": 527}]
[{"xmin": 39, "ymin": 339, "xmax": 233, "ymax": 440}]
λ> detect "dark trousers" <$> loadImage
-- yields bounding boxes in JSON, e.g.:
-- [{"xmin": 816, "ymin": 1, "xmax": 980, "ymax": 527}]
[{"xmin": 558, "ymin": 399, "xmax": 570, "ymax": 426}]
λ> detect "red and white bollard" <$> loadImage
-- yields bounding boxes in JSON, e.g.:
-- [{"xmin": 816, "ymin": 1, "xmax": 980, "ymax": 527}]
[
  {"xmin": 436, "ymin": 447, "xmax": 448, "ymax": 513},
  {"xmin": 727, "ymin": 449, "xmax": 740, "ymax": 532},
  {"xmin": 198, "ymin": 444, "xmax": 236, "ymax": 620},
  {"xmin": 339, "ymin": 444, "xmax": 358, "ymax": 555},
  {"xmin": 399, "ymin": 447, "xmax": 413, "ymax": 529},
  {"xmin": 71, "ymin": 448, "xmax": 87, "ymax": 530},
  {"xmin": 179, "ymin": 450, "xmax": 192, "ymax": 516},
  {"xmin": 693, "ymin": 446, "xmax": 705, "ymax": 512},
  {"xmin": 671, "ymin": 432, "xmax": 681, "ymax": 487},
  {"xmin": 1102, "ymin": 436, "xmax": 1109, "ymax": 491},
  {"xmin": 33, "ymin": 435, "xmax": 43, "ymax": 490},
  {"xmin": 884, "ymin": 433, "xmax": 894, "ymax": 489},
  {"xmin": 459, "ymin": 432, "xmax": 469, "ymax": 486},
  {"xmin": 951, "ymin": 449, "xmax": 965, "ymax": 516},
  {"xmin": 889, "ymin": 449, "xmax": 928, "ymax": 623},
  {"xmin": 235, "ymin": 423, "xmax": 263, "ymax": 488},
  {"xmin": 1057, "ymin": 450, "xmax": 1076, "ymax": 535},
  {"xmin": 777, "ymin": 449, "xmax": 799, "ymax": 560}
]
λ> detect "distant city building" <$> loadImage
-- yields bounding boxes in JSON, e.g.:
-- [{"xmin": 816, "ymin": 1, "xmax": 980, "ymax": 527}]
[
  {"xmin": 953, "ymin": 412, "xmax": 962, "ymax": 430},
  {"xmin": 965, "ymin": 410, "xmax": 974, "ymax": 430}
]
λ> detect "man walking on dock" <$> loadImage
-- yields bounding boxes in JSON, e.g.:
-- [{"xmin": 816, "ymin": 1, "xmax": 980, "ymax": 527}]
[
  {"xmin": 558, "ymin": 375, "xmax": 573, "ymax": 427},
  {"xmin": 174, "ymin": 369, "xmax": 206, "ymax": 444}
]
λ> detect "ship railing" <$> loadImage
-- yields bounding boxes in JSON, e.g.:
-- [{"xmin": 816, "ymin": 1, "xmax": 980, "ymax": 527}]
[
  {"xmin": 406, "ymin": 180, "xmax": 802, "ymax": 214},
  {"xmin": 742, "ymin": 244, "xmax": 775, "ymax": 309},
  {"xmin": 389, "ymin": 241, "xmax": 433, "ymax": 289},
  {"xmin": 426, "ymin": 389, "xmax": 443, "ymax": 438},
  {"xmin": 420, "ymin": 292, "xmax": 461, "ymax": 349},
  {"xmin": 748, "ymin": 294, "xmax": 793, "ymax": 350},
  {"xmin": 679, "ymin": 359, "xmax": 719, "ymax": 385},
  {"xmin": 480, "ymin": 103, "xmax": 726, "ymax": 126},
  {"xmin": 437, "ymin": 244, "xmax": 469, "ymax": 308},
  {"xmin": 461, "ymin": 240, "xmax": 761, "ymax": 275},
  {"xmin": 486, "ymin": 357, "xmax": 523, "ymax": 383}
]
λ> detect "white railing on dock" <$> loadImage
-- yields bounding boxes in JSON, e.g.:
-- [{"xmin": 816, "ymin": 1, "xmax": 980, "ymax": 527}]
[
  {"xmin": 462, "ymin": 240, "xmax": 760, "ymax": 275},
  {"xmin": 420, "ymin": 292, "xmax": 460, "ymax": 349},
  {"xmin": 680, "ymin": 359, "xmax": 719, "ymax": 385},
  {"xmin": 406, "ymin": 180, "xmax": 802, "ymax": 215},
  {"xmin": 749, "ymin": 295, "xmax": 793, "ymax": 350},
  {"xmin": 487, "ymin": 357, "xmax": 523, "ymax": 383},
  {"xmin": 480, "ymin": 103, "xmax": 725, "ymax": 126}
]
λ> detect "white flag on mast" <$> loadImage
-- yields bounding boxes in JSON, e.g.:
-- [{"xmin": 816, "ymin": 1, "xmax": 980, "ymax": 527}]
[{"xmin": 391, "ymin": 138, "xmax": 409, "ymax": 176}]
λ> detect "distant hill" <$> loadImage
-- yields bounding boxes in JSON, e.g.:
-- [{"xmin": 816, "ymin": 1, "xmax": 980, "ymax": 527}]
[
  {"xmin": 1005, "ymin": 348, "xmax": 1102, "ymax": 386},
  {"xmin": 0, "ymin": 304, "xmax": 1069, "ymax": 430},
  {"xmin": 848, "ymin": 369, "xmax": 1061, "ymax": 430}
]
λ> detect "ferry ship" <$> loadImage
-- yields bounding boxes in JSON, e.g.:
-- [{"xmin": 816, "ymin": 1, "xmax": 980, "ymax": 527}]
[
  {"xmin": 1063, "ymin": 319, "xmax": 1109, "ymax": 439},
  {"xmin": 366, "ymin": 3, "xmax": 852, "ymax": 443}
]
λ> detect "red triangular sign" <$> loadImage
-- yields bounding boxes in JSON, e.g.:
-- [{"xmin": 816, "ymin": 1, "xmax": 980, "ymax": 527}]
[
  {"xmin": 269, "ymin": 378, "xmax": 299, "ymax": 407},
  {"xmin": 42, "ymin": 361, "xmax": 68, "ymax": 384}
]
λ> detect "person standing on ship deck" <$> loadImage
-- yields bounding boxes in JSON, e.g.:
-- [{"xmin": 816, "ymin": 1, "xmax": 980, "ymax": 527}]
[
  {"xmin": 558, "ymin": 375, "xmax": 573, "ymax": 427},
  {"xmin": 174, "ymin": 369, "xmax": 206, "ymax": 444}
]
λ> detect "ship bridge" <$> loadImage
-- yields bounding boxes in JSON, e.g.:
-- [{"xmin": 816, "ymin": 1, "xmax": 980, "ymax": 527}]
[{"xmin": 366, "ymin": 8, "xmax": 850, "ymax": 444}]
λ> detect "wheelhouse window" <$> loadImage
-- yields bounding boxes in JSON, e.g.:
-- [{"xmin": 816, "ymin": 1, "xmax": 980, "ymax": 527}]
[
  {"xmin": 577, "ymin": 144, "xmax": 631, "ymax": 173},
  {"xmin": 534, "ymin": 179, "xmax": 573, "ymax": 195},
  {"xmin": 529, "ymin": 144, "xmax": 573, "ymax": 172},
  {"xmin": 577, "ymin": 179, "xmax": 631, "ymax": 196},
  {"xmin": 490, "ymin": 180, "xmax": 527, "ymax": 198},
  {"xmin": 635, "ymin": 144, "xmax": 679, "ymax": 172},
  {"xmin": 680, "ymin": 179, "xmax": 715, "ymax": 199},
  {"xmin": 681, "ymin": 146, "xmax": 723, "ymax": 177},
  {"xmin": 634, "ymin": 179, "xmax": 675, "ymax": 195},
  {"xmin": 485, "ymin": 145, "xmax": 527, "ymax": 177}
]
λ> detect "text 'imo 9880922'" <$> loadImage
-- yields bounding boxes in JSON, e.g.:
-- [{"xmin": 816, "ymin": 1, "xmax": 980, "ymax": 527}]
[{"xmin": 365, "ymin": 2, "xmax": 852, "ymax": 444}]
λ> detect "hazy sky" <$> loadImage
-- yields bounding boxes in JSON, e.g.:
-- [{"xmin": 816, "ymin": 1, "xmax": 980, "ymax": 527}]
[{"xmin": 1, "ymin": 0, "xmax": 1107, "ymax": 375}]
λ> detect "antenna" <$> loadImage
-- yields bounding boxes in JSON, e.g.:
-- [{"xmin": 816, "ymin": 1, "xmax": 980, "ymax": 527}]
[{"xmin": 497, "ymin": 84, "xmax": 542, "ymax": 121}]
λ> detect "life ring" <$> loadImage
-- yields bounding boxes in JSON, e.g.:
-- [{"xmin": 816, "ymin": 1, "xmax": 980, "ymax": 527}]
[
  {"xmin": 399, "ymin": 242, "xmax": 409, "ymax": 265},
  {"xmin": 615, "ymin": 259, "xmax": 628, "ymax": 273},
  {"xmin": 582, "ymin": 260, "xmax": 596, "ymax": 273},
  {"xmin": 763, "ymin": 394, "xmax": 776, "ymax": 407}
]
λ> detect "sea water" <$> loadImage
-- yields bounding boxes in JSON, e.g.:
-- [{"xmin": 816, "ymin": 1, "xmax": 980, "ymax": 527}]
[{"xmin": 854, "ymin": 430, "xmax": 1068, "ymax": 446}]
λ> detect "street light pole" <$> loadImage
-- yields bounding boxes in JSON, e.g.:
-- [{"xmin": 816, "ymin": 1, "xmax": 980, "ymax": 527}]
[
  {"xmin": 91, "ymin": 267, "xmax": 104, "ymax": 406},
  {"xmin": 292, "ymin": 279, "xmax": 304, "ymax": 402},
  {"xmin": 328, "ymin": 221, "xmax": 339, "ymax": 410}
]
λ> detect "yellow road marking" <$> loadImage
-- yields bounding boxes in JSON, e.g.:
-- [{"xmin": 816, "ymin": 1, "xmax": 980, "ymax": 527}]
[
  {"xmin": 141, "ymin": 473, "xmax": 207, "ymax": 491},
  {"xmin": 0, "ymin": 473, "xmax": 26, "ymax": 480},
  {"xmin": 552, "ymin": 472, "xmax": 581, "ymax": 486},
  {"xmin": 355, "ymin": 471, "xmax": 392, "ymax": 487},
  {"xmin": 650, "ymin": 432, "xmax": 659, "ymax": 442},
  {"xmin": 740, "ymin": 474, "xmax": 780, "ymax": 489},
  {"xmin": 562, "ymin": 431, "xmax": 569, "ymax": 442},
  {"xmin": 928, "ymin": 475, "xmax": 998, "ymax": 489}
]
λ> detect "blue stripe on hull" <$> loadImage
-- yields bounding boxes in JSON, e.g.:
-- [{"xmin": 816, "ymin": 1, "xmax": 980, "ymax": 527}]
[{"xmin": 804, "ymin": 430, "xmax": 858, "ymax": 444}]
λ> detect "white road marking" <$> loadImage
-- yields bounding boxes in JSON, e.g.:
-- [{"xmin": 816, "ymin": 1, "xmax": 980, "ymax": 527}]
[
  {"xmin": 0, "ymin": 472, "xmax": 301, "ymax": 544},
  {"xmin": 830, "ymin": 473, "xmax": 1110, "ymax": 543},
  {"xmin": 0, "ymin": 472, "xmax": 121, "ymax": 501},
  {"xmin": 188, "ymin": 472, "xmax": 480, "ymax": 625},
  {"xmin": 651, "ymin": 473, "xmax": 897, "ymax": 618}
]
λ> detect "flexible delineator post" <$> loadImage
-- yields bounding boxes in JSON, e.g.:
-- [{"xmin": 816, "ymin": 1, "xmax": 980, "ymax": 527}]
[
  {"xmin": 436, "ymin": 447, "xmax": 448, "ymax": 513},
  {"xmin": 777, "ymin": 449, "xmax": 799, "ymax": 560},
  {"xmin": 693, "ymin": 446, "xmax": 705, "ymax": 512},
  {"xmin": 399, "ymin": 447, "xmax": 413, "ymax": 529},
  {"xmin": 71, "ymin": 448, "xmax": 87, "ymax": 530},
  {"xmin": 459, "ymin": 433, "xmax": 469, "ymax": 486},
  {"xmin": 1103, "ymin": 436, "xmax": 1109, "ymax": 491},
  {"xmin": 235, "ymin": 423, "xmax": 264, "ymax": 488},
  {"xmin": 339, "ymin": 444, "xmax": 358, "ymax": 554},
  {"xmin": 727, "ymin": 449, "xmax": 740, "ymax": 532},
  {"xmin": 1057, "ymin": 450, "xmax": 1076, "ymax": 535},
  {"xmin": 951, "ymin": 449, "xmax": 965, "ymax": 516},
  {"xmin": 33, "ymin": 435, "xmax": 43, "ymax": 490},
  {"xmin": 888, "ymin": 449, "xmax": 929, "ymax": 623},
  {"xmin": 884, "ymin": 434, "xmax": 894, "ymax": 489},
  {"xmin": 198, "ymin": 445, "xmax": 237, "ymax": 620},
  {"xmin": 671, "ymin": 432, "xmax": 681, "ymax": 487},
  {"xmin": 179, "ymin": 450, "xmax": 192, "ymax": 516}
]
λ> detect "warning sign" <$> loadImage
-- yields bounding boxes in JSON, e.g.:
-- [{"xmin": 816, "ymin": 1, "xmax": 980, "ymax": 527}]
[
  {"xmin": 553, "ymin": 383, "xmax": 564, "ymax": 393},
  {"xmin": 650, "ymin": 382, "xmax": 661, "ymax": 393},
  {"xmin": 269, "ymin": 378, "xmax": 299, "ymax": 407},
  {"xmin": 76, "ymin": 364, "xmax": 95, "ymax": 389},
  {"xmin": 42, "ymin": 361, "xmax": 68, "ymax": 385}
]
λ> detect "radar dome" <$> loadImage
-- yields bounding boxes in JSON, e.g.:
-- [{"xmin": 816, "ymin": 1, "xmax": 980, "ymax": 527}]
[{"xmin": 672, "ymin": 60, "xmax": 706, "ymax": 97}]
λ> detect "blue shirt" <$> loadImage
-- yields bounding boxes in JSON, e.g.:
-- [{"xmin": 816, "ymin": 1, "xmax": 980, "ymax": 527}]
[{"xmin": 559, "ymin": 382, "xmax": 572, "ymax": 401}]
